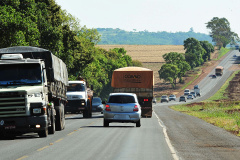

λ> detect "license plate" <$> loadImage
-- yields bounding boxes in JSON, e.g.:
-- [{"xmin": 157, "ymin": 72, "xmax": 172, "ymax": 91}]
[
  {"xmin": 4, "ymin": 125, "xmax": 16, "ymax": 130},
  {"xmin": 114, "ymin": 114, "xmax": 129, "ymax": 119},
  {"xmin": 92, "ymin": 108, "xmax": 96, "ymax": 110}
]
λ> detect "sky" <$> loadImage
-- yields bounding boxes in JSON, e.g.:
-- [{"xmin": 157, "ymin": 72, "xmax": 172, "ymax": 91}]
[{"xmin": 55, "ymin": 0, "xmax": 240, "ymax": 35}]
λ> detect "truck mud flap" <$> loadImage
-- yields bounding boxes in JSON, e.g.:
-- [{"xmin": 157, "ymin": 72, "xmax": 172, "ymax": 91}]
[{"xmin": 141, "ymin": 107, "xmax": 152, "ymax": 118}]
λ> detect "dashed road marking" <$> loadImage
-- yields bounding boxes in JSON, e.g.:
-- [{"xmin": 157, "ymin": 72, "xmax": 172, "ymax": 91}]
[
  {"xmin": 16, "ymin": 156, "xmax": 28, "ymax": 160},
  {"xmin": 37, "ymin": 146, "xmax": 49, "ymax": 152}
]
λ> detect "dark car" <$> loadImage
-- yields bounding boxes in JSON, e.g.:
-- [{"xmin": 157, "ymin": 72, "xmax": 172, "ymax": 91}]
[
  {"xmin": 92, "ymin": 97, "xmax": 104, "ymax": 113},
  {"xmin": 179, "ymin": 96, "xmax": 186, "ymax": 102},
  {"xmin": 187, "ymin": 94, "xmax": 194, "ymax": 99},
  {"xmin": 190, "ymin": 91, "xmax": 196, "ymax": 98},
  {"xmin": 194, "ymin": 85, "xmax": 199, "ymax": 89},
  {"xmin": 212, "ymin": 74, "xmax": 217, "ymax": 78}
]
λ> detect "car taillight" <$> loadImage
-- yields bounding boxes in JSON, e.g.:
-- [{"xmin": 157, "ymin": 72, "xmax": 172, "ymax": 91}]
[
  {"xmin": 144, "ymin": 99, "xmax": 148, "ymax": 101},
  {"xmin": 105, "ymin": 104, "xmax": 111, "ymax": 111},
  {"xmin": 133, "ymin": 105, "xmax": 138, "ymax": 112}
]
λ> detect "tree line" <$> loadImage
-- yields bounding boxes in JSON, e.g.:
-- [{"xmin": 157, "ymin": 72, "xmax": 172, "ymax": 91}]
[
  {"xmin": 0, "ymin": 0, "xmax": 140, "ymax": 100},
  {"xmin": 158, "ymin": 38, "xmax": 214, "ymax": 88}
]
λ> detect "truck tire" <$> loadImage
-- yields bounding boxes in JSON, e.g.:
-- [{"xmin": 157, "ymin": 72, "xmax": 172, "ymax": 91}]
[
  {"xmin": 55, "ymin": 103, "xmax": 65, "ymax": 131},
  {"xmin": 87, "ymin": 99, "xmax": 92, "ymax": 118},
  {"xmin": 83, "ymin": 110, "xmax": 88, "ymax": 118},
  {"xmin": 103, "ymin": 119, "xmax": 109, "ymax": 127},
  {"xmin": 38, "ymin": 128, "xmax": 48, "ymax": 138},
  {"xmin": 48, "ymin": 113, "xmax": 55, "ymax": 134},
  {"xmin": 136, "ymin": 120, "xmax": 141, "ymax": 127}
]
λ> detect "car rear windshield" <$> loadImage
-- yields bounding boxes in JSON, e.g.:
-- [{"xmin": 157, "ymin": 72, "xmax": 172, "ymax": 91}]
[{"xmin": 108, "ymin": 95, "xmax": 136, "ymax": 103}]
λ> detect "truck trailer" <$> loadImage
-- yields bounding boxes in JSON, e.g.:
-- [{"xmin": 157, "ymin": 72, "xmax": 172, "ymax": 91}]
[
  {"xmin": 215, "ymin": 66, "xmax": 224, "ymax": 76},
  {"xmin": 0, "ymin": 46, "xmax": 68, "ymax": 137},
  {"xmin": 111, "ymin": 67, "xmax": 154, "ymax": 117}
]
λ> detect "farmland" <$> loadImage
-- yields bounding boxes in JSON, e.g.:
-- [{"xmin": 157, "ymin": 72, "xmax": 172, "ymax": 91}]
[{"xmin": 97, "ymin": 45, "xmax": 185, "ymax": 96}]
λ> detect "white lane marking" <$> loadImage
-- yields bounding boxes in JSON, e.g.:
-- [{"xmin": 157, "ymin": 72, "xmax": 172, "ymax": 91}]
[{"xmin": 154, "ymin": 111, "xmax": 179, "ymax": 160}]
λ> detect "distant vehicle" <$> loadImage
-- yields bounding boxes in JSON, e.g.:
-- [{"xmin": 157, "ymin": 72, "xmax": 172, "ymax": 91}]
[
  {"xmin": 103, "ymin": 93, "xmax": 141, "ymax": 127},
  {"xmin": 161, "ymin": 95, "xmax": 169, "ymax": 103},
  {"xmin": 194, "ymin": 88, "xmax": 201, "ymax": 97},
  {"xmin": 235, "ymin": 45, "xmax": 239, "ymax": 50},
  {"xmin": 190, "ymin": 91, "xmax": 196, "ymax": 98},
  {"xmin": 169, "ymin": 95, "xmax": 176, "ymax": 101},
  {"xmin": 233, "ymin": 54, "xmax": 237, "ymax": 57},
  {"xmin": 212, "ymin": 74, "xmax": 217, "ymax": 78},
  {"xmin": 66, "ymin": 80, "xmax": 93, "ymax": 118},
  {"xmin": 184, "ymin": 89, "xmax": 190, "ymax": 96},
  {"xmin": 152, "ymin": 97, "xmax": 157, "ymax": 104},
  {"xmin": 194, "ymin": 85, "xmax": 199, "ymax": 89},
  {"xmin": 92, "ymin": 97, "xmax": 104, "ymax": 113},
  {"xmin": 215, "ymin": 66, "xmax": 224, "ymax": 76},
  {"xmin": 179, "ymin": 96, "xmax": 186, "ymax": 102},
  {"xmin": 187, "ymin": 94, "xmax": 194, "ymax": 99}
]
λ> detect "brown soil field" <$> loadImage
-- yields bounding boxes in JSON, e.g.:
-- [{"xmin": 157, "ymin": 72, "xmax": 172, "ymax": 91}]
[
  {"xmin": 97, "ymin": 45, "xmax": 233, "ymax": 99},
  {"xmin": 97, "ymin": 45, "xmax": 185, "ymax": 96},
  {"xmin": 97, "ymin": 45, "xmax": 185, "ymax": 63}
]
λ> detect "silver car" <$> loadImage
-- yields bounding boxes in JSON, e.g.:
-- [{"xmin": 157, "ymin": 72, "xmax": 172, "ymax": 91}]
[{"xmin": 103, "ymin": 93, "xmax": 141, "ymax": 127}]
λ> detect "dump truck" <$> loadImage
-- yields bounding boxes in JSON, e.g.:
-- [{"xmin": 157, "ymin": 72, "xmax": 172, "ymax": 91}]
[
  {"xmin": 0, "ymin": 46, "xmax": 68, "ymax": 137},
  {"xmin": 66, "ymin": 79, "xmax": 93, "ymax": 118},
  {"xmin": 215, "ymin": 66, "xmax": 224, "ymax": 76},
  {"xmin": 111, "ymin": 67, "xmax": 154, "ymax": 117}
]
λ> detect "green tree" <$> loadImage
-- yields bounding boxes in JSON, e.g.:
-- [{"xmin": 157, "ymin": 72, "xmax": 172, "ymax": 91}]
[
  {"xmin": 163, "ymin": 52, "xmax": 185, "ymax": 64},
  {"xmin": 162, "ymin": 52, "xmax": 190, "ymax": 83},
  {"xmin": 158, "ymin": 64, "xmax": 180, "ymax": 88},
  {"xmin": 184, "ymin": 38, "xmax": 205, "ymax": 68},
  {"xmin": 200, "ymin": 41, "xmax": 214, "ymax": 61},
  {"xmin": 206, "ymin": 17, "xmax": 239, "ymax": 48}
]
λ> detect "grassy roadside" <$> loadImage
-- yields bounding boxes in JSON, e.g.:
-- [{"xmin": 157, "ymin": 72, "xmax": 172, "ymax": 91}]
[{"xmin": 171, "ymin": 49, "xmax": 240, "ymax": 137}]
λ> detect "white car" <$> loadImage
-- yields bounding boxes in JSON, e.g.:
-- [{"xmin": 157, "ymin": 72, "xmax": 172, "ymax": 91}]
[
  {"xmin": 184, "ymin": 89, "xmax": 190, "ymax": 96},
  {"xmin": 103, "ymin": 93, "xmax": 141, "ymax": 127}
]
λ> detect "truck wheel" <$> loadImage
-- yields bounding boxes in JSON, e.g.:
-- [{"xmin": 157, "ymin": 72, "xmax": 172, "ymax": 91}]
[
  {"xmin": 56, "ymin": 105, "xmax": 65, "ymax": 131},
  {"xmin": 103, "ymin": 119, "xmax": 109, "ymax": 127},
  {"xmin": 136, "ymin": 120, "xmax": 141, "ymax": 127},
  {"xmin": 38, "ymin": 128, "xmax": 48, "ymax": 138},
  {"xmin": 83, "ymin": 110, "xmax": 88, "ymax": 118},
  {"xmin": 87, "ymin": 100, "xmax": 92, "ymax": 118},
  {"xmin": 49, "ymin": 114, "xmax": 55, "ymax": 134}
]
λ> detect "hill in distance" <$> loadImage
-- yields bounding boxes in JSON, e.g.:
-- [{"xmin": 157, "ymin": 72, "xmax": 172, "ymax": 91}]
[{"xmin": 97, "ymin": 28, "xmax": 212, "ymax": 45}]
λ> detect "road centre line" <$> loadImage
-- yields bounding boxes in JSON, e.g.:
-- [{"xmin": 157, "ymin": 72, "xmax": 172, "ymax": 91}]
[
  {"xmin": 154, "ymin": 111, "xmax": 179, "ymax": 160},
  {"xmin": 37, "ymin": 146, "xmax": 49, "ymax": 151},
  {"xmin": 55, "ymin": 138, "xmax": 63, "ymax": 143},
  {"xmin": 16, "ymin": 155, "xmax": 29, "ymax": 160}
]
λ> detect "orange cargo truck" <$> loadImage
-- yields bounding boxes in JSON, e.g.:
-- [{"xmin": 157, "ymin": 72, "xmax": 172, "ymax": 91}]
[
  {"xmin": 111, "ymin": 67, "xmax": 154, "ymax": 117},
  {"xmin": 215, "ymin": 66, "xmax": 224, "ymax": 76}
]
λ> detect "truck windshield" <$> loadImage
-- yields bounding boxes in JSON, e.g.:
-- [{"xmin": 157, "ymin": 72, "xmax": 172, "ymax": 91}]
[
  {"xmin": 67, "ymin": 83, "xmax": 85, "ymax": 92},
  {"xmin": 0, "ymin": 64, "xmax": 42, "ymax": 86}
]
